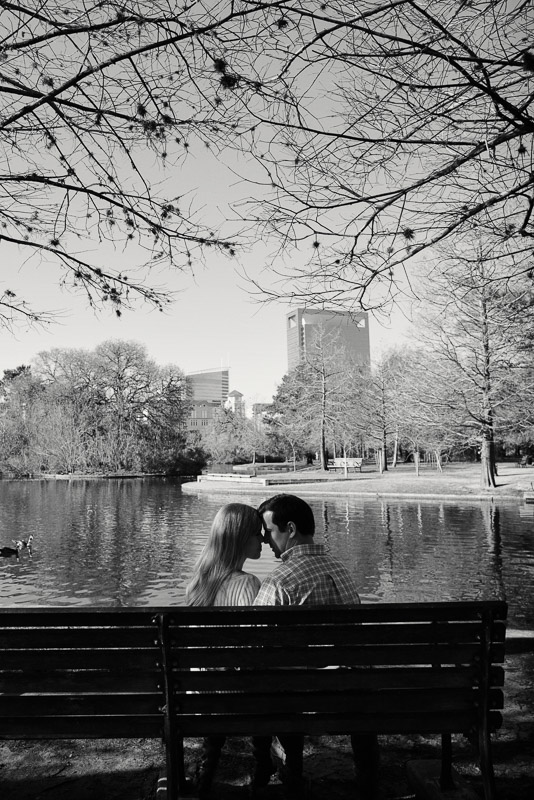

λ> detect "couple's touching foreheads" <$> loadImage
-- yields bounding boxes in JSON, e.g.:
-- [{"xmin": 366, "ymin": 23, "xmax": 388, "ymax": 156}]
[{"xmin": 185, "ymin": 494, "xmax": 378, "ymax": 800}]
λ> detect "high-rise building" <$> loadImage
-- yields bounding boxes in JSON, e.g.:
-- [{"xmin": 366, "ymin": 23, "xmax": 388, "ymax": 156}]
[
  {"xmin": 187, "ymin": 368, "xmax": 229, "ymax": 404},
  {"xmin": 187, "ymin": 368, "xmax": 229, "ymax": 432},
  {"xmin": 286, "ymin": 308, "xmax": 370, "ymax": 370}
]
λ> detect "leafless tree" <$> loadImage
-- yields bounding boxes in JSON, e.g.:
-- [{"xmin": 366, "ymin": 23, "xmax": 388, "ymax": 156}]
[
  {"xmin": 0, "ymin": 0, "xmax": 289, "ymax": 327},
  {"xmin": 245, "ymin": 0, "xmax": 534, "ymax": 311},
  {"xmin": 2, "ymin": 2, "xmax": 532, "ymax": 329},
  {"xmin": 415, "ymin": 233, "xmax": 534, "ymax": 488}
]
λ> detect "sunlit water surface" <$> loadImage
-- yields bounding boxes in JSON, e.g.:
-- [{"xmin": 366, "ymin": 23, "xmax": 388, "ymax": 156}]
[{"xmin": 1, "ymin": 478, "xmax": 532, "ymax": 629}]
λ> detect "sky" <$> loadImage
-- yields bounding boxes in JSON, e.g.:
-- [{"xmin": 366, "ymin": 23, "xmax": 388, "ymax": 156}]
[
  {"xmin": 0, "ymin": 245, "xmax": 411, "ymax": 406},
  {"xmin": 1, "ymin": 117, "xmax": 412, "ymax": 406}
]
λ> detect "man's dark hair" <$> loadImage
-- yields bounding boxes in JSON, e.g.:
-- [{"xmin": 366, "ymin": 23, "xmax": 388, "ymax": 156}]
[{"xmin": 258, "ymin": 494, "xmax": 315, "ymax": 536}]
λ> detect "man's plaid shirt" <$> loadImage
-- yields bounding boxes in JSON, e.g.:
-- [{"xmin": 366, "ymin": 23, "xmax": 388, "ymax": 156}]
[{"xmin": 254, "ymin": 543, "xmax": 360, "ymax": 606}]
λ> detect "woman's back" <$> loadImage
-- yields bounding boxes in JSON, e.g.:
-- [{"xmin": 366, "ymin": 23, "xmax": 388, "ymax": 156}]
[{"xmin": 213, "ymin": 570, "xmax": 260, "ymax": 606}]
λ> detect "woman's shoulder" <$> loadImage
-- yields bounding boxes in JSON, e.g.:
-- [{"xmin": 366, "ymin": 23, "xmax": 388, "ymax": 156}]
[
  {"xmin": 228, "ymin": 571, "xmax": 261, "ymax": 591},
  {"xmin": 235, "ymin": 570, "xmax": 260, "ymax": 582},
  {"xmin": 213, "ymin": 571, "xmax": 260, "ymax": 606}
]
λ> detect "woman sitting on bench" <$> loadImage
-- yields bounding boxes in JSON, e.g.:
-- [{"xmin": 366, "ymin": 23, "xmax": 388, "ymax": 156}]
[{"xmin": 185, "ymin": 503, "xmax": 272, "ymax": 798}]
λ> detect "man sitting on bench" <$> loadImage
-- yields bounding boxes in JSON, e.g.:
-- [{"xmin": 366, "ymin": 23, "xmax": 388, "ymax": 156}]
[{"xmin": 255, "ymin": 494, "xmax": 379, "ymax": 800}]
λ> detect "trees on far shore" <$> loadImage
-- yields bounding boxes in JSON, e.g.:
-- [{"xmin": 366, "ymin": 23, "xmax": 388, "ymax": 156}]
[
  {"xmin": 0, "ymin": 340, "xmax": 198, "ymax": 476},
  {"xmin": 265, "ymin": 318, "xmax": 534, "ymax": 484}
]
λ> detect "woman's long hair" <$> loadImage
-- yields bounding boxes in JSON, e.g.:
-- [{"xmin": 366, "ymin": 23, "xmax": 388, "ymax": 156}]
[{"xmin": 185, "ymin": 503, "xmax": 262, "ymax": 607}]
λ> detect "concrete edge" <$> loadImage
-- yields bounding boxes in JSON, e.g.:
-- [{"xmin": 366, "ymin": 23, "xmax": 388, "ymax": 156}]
[{"xmin": 181, "ymin": 481, "xmax": 522, "ymax": 503}]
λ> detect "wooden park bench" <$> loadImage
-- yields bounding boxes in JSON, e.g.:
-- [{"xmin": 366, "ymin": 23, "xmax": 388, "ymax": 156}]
[
  {"xmin": 327, "ymin": 456, "xmax": 364, "ymax": 472},
  {"xmin": 0, "ymin": 600, "xmax": 507, "ymax": 800}
]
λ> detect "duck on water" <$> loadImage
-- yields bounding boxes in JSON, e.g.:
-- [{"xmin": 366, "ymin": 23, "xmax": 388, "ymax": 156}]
[{"xmin": 1, "ymin": 535, "xmax": 33, "ymax": 560}]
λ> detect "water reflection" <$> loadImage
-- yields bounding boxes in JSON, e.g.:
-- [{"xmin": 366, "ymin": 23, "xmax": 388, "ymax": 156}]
[{"xmin": 0, "ymin": 480, "xmax": 532, "ymax": 629}]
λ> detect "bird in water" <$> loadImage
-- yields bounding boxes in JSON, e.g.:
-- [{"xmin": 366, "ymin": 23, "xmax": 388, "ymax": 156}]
[
  {"xmin": 12, "ymin": 535, "xmax": 33, "ymax": 556},
  {"xmin": 1, "ymin": 542, "xmax": 22, "ymax": 559}
]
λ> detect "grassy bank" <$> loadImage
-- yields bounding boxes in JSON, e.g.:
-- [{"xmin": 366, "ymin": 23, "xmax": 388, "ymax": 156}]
[{"xmin": 184, "ymin": 461, "xmax": 534, "ymax": 501}]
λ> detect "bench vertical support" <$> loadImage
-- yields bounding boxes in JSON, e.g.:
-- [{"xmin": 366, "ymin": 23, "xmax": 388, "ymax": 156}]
[
  {"xmin": 478, "ymin": 611, "xmax": 497, "ymax": 800},
  {"xmin": 157, "ymin": 613, "xmax": 186, "ymax": 800},
  {"xmin": 439, "ymin": 733, "xmax": 454, "ymax": 790}
]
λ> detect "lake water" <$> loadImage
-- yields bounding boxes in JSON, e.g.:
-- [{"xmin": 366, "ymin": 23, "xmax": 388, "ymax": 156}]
[{"xmin": 1, "ymin": 477, "xmax": 532, "ymax": 629}]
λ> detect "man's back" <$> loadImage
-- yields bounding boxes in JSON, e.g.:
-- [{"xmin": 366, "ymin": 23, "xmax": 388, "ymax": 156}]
[{"xmin": 255, "ymin": 543, "xmax": 360, "ymax": 606}]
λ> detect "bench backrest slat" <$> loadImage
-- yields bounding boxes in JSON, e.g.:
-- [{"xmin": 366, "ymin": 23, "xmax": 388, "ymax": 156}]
[
  {"xmin": 0, "ymin": 627, "xmax": 158, "ymax": 649},
  {"xmin": 172, "ymin": 643, "xmax": 504, "ymax": 669},
  {"xmin": 0, "ymin": 672, "xmax": 159, "ymax": 694},
  {"xmin": 174, "ymin": 620, "xmax": 501, "ymax": 647},
  {"xmin": 0, "ymin": 649, "xmax": 160, "ymax": 671},
  {"xmin": 163, "ymin": 601, "xmax": 506, "ymax": 625},
  {"xmin": 177, "ymin": 687, "xmax": 504, "ymax": 716},
  {"xmin": 0, "ymin": 717, "xmax": 162, "ymax": 739},
  {"xmin": 180, "ymin": 710, "xmax": 504, "ymax": 738},
  {"xmin": 176, "ymin": 665, "xmax": 505, "ymax": 693},
  {"xmin": 0, "ymin": 694, "xmax": 161, "ymax": 716}
]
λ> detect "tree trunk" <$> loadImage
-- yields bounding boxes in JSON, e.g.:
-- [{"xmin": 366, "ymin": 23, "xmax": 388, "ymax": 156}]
[
  {"xmin": 382, "ymin": 427, "xmax": 388, "ymax": 471},
  {"xmin": 376, "ymin": 449, "xmax": 384, "ymax": 474},
  {"xmin": 392, "ymin": 428, "xmax": 399, "ymax": 468},
  {"xmin": 480, "ymin": 431, "xmax": 496, "ymax": 489},
  {"xmin": 479, "ymin": 290, "xmax": 497, "ymax": 489},
  {"xmin": 320, "ymin": 426, "xmax": 328, "ymax": 470},
  {"xmin": 320, "ymin": 372, "xmax": 328, "ymax": 470},
  {"xmin": 414, "ymin": 448, "xmax": 420, "ymax": 477}
]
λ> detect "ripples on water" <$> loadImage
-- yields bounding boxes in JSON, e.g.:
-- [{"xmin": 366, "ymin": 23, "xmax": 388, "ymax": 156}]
[{"xmin": 0, "ymin": 478, "xmax": 532, "ymax": 629}]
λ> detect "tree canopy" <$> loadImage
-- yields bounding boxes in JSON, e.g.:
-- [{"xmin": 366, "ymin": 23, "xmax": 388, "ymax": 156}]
[
  {"xmin": 1, "ymin": 1, "xmax": 532, "ymax": 328},
  {"xmin": 248, "ymin": 0, "xmax": 534, "ymax": 309},
  {"xmin": 0, "ymin": 340, "xmax": 195, "ymax": 475}
]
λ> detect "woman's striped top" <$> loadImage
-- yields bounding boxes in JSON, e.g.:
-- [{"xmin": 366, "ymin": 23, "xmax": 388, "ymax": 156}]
[{"xmin": 213, "ymin": 571, "xmax": 260, "ymax": 606}]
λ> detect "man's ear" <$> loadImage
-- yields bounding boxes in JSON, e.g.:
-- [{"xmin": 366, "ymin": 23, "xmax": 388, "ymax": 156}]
[{"xmin": 286, "ymin": 521, "xmax": 297, "ymax": 539}]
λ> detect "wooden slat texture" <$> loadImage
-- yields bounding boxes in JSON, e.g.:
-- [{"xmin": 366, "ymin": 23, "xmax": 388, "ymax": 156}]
[
  {"xmin": 170, "ymin": 643, "xmax": 505, "ymax": 669},
  {"xmin": 177, "ymin": 711, "xmax": 505, "ymax": 737},
  {"xmin": 0, "ymin": 627, "xmax": 158, "ymax": 649},
  {"xmin": 0, "ymin": 609, "xmax": 163, "ymax": 627},
  {"xmin": 172, "ymin": 666, "xmax": 505, "ymax": 692},
  {"xmin": 0, "ymin": 648, "xmax": 160, "ymax": 671},
  {"xmin": 185, "ymin": 710, "xmax": 503, "ymax": 738},
  {"xmin": 0, "ymin": 693, "xmax": 162, "ymax": 716},
  {"xmin": 171, "ymin": 620, "xmax": 505, "ymax": 648},
  {"xmin": 0, "ymin": 717, "xmax": 162, "ymax": 739},
  {"xmin": 0, "ymin": 600, "xmax": 507, "ymax": 627},
  {"xmin": 166, "ymin": 600, "xmax": 507, "ymax": 626},
  {"xmin": 0, "ymin": 671, "xmax": 160, "ymax": 694},
  {"xmin": 175, "ymin": 688, "xmax": 504, "ymax": 716}
]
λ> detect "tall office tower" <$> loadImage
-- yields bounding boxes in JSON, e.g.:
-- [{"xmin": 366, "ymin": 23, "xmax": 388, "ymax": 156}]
[
  {"xmin": 286, "ymin": 308, "xmax": 370, "ymax": 371},
  {"xmin": 186, "ymin": 368, "xmax": 229, "ymax": 432}
]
